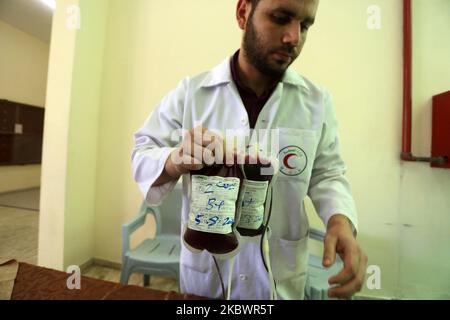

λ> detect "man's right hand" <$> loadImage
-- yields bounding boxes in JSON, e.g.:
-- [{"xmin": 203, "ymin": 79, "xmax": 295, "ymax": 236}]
[{"xmin": 154, "ymin": 126, "xmax": 225, "ymax": 186}]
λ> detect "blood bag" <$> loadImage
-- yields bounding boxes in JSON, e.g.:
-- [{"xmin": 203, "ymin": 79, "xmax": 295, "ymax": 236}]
[
  {"xmin": 183, "ymin": 164, "xmax": 244, "ymax": 255},
  {"xmin": 236, "ymin": 155, "xmax": 274, "ymax": 237}
]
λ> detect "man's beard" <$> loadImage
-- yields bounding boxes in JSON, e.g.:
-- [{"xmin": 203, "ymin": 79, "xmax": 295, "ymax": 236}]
[{"xmin": 243, "ymin": 17, "xmax": 297, "ymax": 78}]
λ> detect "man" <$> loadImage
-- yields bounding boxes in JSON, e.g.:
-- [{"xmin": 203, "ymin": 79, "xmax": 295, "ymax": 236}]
[{"xmin": 132, "ymin": 0, "xmax": 367, "ymax": 299}]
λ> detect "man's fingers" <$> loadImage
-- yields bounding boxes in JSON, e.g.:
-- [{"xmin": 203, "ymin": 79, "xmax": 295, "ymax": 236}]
[
  {"xmin": 190, "ymin": 126, "xmax": 207, "ymax": 145},
  {"xmin": 328, "ymin": 252, "xmax": 367, "ymax": 299},
  {"xmin": 180, "ymin": 155, "xmax": 204, "ymax": 171},
  {"xmin": 191, "ymin": 127, "xmax": 222, "ymax": 147},
  {"xmin": 184, "ymin": 128, "xmax": 225, "ymax": 164},
  {"xmin": 182, "ymin": 136, "xmax": 204, "ymax": 163},
  {"xmin": 182, "ymin": 146, "xmax": 215, "ymax": 166},
  {"xmin": 328, "ymin": 277, "xmax": 359, "ymax": 300},
  {"xmin": 203, "ymin": 129, "xmax": 223, "ymax": 146},
  {"xmin": 202, "ymin": 147, "xmax": 215, "ymax": 166},
  {"xmin": 329, "ymin": 247, "xmax": 360, "ymax": 285},
  {"xmin": 204, "ymin": 134, "xmax": 224, "ymax": 164},
  {"xmin": 323, "ymin": 234, "xmax": 337, "ymax": 267}
]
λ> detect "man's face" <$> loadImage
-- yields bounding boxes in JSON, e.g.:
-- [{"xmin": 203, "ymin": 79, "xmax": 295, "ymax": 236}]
[{"xmin": 241, "ymin": 0, "xmax": 319, "ymax": 77}]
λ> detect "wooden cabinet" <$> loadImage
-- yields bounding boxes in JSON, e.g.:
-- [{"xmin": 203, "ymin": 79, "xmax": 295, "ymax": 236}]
[
  {"xmin": 0, "ymin": 99, "xmax": 17, "ymax": 134},
  {"xmin": 0, "ymin": 100, "xmax": 45, "ymax": 165}
]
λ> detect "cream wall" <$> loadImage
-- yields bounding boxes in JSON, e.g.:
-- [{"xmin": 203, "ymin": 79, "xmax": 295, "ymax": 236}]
[
  {"xmin": 400, "ymin": 0, "xmax": 450, "ymax": 299},
  {"xmin": 301, "ymin": 0, "xmax": 450, "ymax": 299},
  {"xmin": 39, "ymin": 0, "xmax": 108, "ymax": 269},
  {"xmin": 302, "ymin": 0, "xmax": 403, "ymax": 298},
  {"xmin": 63, "ymin": 0, "xmax": 109, "ymax": 268},
  {"xmin": 0, "ymin": 20, "xmax": 49, "ymax": 193},
  {"xmin": 38, "ymin": 0, "xmax": 79, "ymax": 270},
  {"xmin": 93, "ymin": 0, "xmax": 242, "ymax": 262},
  {"xmin": 38, "ymin": 0, "xmax": 109, "ymax": 269},
  {"xmin": 40, "ymin": 0, "xmax": 450, "ymax": 298}
]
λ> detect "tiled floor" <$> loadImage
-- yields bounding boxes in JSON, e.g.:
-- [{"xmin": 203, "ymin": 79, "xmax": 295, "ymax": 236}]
[
  {"xmin": 0, "ymin": 188, "xmax": 40, "ymax": 211},
  {"xmin": 82, "ymin": 265, "xmax": 179, "ymax": 292},
  {"xmin": 0, "ymin": 205, "xmax": 38, "ymax": 265},
  {"xmin": 0, "ymin": 188, "xmax": 177, "ymax": 292}
]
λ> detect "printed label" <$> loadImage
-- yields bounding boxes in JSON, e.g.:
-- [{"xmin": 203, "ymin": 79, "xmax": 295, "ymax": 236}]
[
  {"xmin": 188, "ymin": 175, "xmax": 240, "ymax": 234},
  {"xmin": 237, "ymin": 180, "xmax": 269, "ymax": 230}
]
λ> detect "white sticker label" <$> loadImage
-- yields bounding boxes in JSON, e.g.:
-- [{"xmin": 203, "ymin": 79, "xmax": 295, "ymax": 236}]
[
  {"xmin": 237, "ymin": 180, "xmax": 269, "ymax": 230},
  {"xmin": 188, "ymin": 175, "xmax": 240, "ymax": 234}
]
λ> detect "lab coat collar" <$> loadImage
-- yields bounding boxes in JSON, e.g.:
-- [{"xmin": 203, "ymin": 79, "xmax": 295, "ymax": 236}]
[
  {"xmin": 200, "ymin": 56, "xmax": 310, "ymax": 92},
  {"xmin": 282, "ymin": 67, "xmax": 310, "ymax": 91}
]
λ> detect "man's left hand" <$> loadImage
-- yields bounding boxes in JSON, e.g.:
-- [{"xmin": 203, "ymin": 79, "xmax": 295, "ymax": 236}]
[{"xmin": 322, "ymin": 214, "xmax": 368, "ymax": 299}]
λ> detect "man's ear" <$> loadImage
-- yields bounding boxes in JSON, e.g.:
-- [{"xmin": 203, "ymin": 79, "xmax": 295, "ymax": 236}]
[{"xmin": 236, "ymin": 0, "xmax": 251, "ymax": 30}]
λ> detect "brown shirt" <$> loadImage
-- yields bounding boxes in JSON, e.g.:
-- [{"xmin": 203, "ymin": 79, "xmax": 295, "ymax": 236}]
[{"xmin": 230, "ymin": 51, "xmax": 280, "ymax": 129}]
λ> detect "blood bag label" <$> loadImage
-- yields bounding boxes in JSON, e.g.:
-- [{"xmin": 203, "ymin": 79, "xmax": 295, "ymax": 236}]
[
  {"xmin": 189, "ymin": 175, "xmax": 240, "ymax": 234},
  {"xmin": 237, "ymin": 180, "xmax": 269, "ymax": 230}
]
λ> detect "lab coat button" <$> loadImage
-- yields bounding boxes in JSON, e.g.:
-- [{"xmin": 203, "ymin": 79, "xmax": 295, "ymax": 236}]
[
  {"xmin": 239, "ymin": 274, "xmax": 247, "ymax": 281},
  {"xmin": 241, "ymin": 118, "xmax": 248, "ymax": 126}
]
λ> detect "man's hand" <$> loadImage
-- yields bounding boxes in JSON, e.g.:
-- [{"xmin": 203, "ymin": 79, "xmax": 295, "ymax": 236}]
[
  {"xmin": 323, "ymin": 214, "xmax": 368, "ymax": 299},
  {"xmin": 167, "ymin": 126, "xmax": 226, "ymax": 175},
  {"xmin": 154, "ymin": 126, "xmax": 226, "ymax": 186}
]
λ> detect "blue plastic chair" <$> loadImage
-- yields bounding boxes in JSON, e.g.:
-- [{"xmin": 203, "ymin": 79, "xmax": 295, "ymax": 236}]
[
  {"xmin": 305, "ymin": 228, "xmax": 344, "ymax": 300},
  {"xmin": 120, "ymin": 185, "xmax": 182, "ymax": 287}
]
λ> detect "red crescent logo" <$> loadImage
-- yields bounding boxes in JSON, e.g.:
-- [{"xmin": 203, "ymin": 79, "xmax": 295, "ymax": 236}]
[{"xmin": 283, "ymin": 153, "xmax": 297, "ymax": 170}]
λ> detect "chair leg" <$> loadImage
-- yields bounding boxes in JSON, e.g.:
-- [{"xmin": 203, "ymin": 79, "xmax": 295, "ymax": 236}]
[
  {"xmin": 143, "ymin": 274, "xmax": 150, "ymax": 287},
  {"xmin": 120, "ymin": 260, "xmax": 131, "ymax": 285}
]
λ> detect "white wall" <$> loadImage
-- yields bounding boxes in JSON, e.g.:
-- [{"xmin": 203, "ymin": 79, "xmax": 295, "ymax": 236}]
[{"xmin": 0, "ymin": 20, "xmax": 49, "ymax": 193}]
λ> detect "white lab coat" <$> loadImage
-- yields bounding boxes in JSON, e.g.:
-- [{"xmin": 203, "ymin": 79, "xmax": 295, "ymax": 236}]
[{"xmin": 132, "ymin": 56, "xmax": 358, "ymax": 300}]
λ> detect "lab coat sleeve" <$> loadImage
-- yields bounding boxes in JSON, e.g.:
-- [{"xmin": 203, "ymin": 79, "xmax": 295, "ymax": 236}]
[
  {"xmin": 131, "ymin": 79, "xmax": 187, "ymax": 205},
  {"xmin": 307, "ymin": 90, "xmax": 358, "ymax": 233}
]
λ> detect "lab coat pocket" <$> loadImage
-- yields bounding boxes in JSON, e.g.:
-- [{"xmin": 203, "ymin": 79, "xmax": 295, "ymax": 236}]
[
  {"xmin": 180, "ymin": 249, "xmax": 225, "ymax": 299},
  {"xmin": 270, "ymin": 235, "xmax": 309, "ymax": 300},
  {"xmin": 180, "ymin": 263, "xmax": 224, "ymax": 299},
  {"xmin": 277, "ymin": 128, "xmax": 317, "ymax": 183}
]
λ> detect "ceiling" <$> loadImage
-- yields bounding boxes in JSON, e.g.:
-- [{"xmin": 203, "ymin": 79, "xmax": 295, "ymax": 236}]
[{"xmin": 0, "ymin": 0, "xmax": 53, "ymax": 43}]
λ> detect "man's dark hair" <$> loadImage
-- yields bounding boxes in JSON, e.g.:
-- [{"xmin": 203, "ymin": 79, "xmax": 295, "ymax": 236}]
[
  {"xmin": 249, "ymin": 0, "xmax": 261, "ymax": 10},
  {"xmin": 248, "ymin": 0, "xmax": 261, "ymax": 19}
]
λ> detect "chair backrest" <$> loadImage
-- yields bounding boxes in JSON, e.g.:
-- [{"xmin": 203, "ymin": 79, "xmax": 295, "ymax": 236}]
[{"xmin": 147, "ymin": 184, "xmax": 182, "ymax": 236}]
